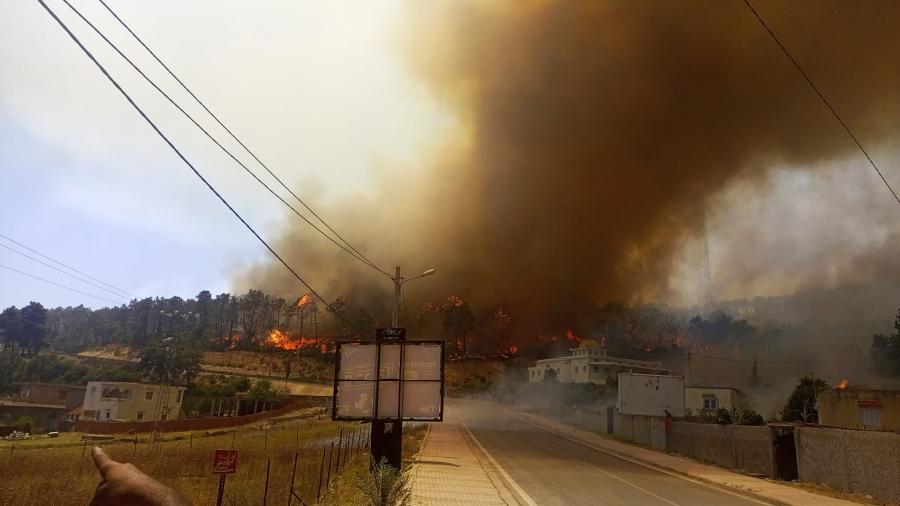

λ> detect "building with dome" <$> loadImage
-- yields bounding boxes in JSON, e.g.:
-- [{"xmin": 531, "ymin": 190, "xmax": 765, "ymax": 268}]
[{"xmin": 527, "ymin": 339, "xmax": 669, "ymax": 385}]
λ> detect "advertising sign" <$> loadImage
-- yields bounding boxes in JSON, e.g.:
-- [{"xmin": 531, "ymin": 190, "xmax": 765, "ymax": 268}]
[
  {"xmin": 212, "ymin": 449, "xmax": 239, "ymax": 474},
  {"xmin": 333, "ymin": 336, "xmax": 444, "ymax": 422},
  {"xmin": 617, "ymin": 373, "xmax": 685, "ymax": 417}
]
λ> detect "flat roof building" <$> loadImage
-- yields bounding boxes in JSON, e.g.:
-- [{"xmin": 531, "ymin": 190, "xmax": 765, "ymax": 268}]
[
  {"xmin": 83, "ymin": 381, "xmax": 186, "ymax": 423},
  {"xmin": 528, "ymin": 340, "xmax": 669, "ymax": 385},
  {"xmin": 818, "ymin": 388, "xmax": 900, "ymax": 432}
]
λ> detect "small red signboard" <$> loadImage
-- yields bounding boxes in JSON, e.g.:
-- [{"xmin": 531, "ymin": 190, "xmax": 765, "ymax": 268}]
[{"xmin": 212, "ymin": 449, "xmax": 239, "ymax": 474}]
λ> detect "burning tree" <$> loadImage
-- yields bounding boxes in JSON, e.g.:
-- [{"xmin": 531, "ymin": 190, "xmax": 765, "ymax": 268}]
[{"xmin": 441, "ymin": 296, "xmax": 474, "ymax": 358}]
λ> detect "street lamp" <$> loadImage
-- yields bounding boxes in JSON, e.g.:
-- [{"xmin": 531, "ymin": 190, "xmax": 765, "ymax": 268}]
[{"xmin": 390, "ymin": 267, "xmax": 436, "ymax": 327}]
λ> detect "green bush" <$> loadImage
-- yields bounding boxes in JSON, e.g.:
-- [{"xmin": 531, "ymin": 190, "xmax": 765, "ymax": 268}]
[{"xmin": 354, "ymin": 458, "xmax": 410, "ymax": 506}]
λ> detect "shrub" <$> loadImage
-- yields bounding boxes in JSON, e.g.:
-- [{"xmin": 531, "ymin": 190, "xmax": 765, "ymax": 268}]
[{"xmin": 354, "ymin": 458, "xmax": 410, "ymax": 506}]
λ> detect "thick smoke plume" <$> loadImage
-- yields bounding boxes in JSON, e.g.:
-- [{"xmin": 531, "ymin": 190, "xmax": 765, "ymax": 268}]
[{"xmin": 239, "ymin": 0, "xmax": 900, "ymax": 334}]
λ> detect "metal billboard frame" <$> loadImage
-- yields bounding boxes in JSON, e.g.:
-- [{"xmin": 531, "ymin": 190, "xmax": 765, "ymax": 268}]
[{"xmin": 332, "ymin": 340, "xmax": 445, "ymax": 422}]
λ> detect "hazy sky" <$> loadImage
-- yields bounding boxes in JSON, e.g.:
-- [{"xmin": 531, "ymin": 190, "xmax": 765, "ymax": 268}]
[
  {"xmin": 0, "ymin": 0, "xmax": 450, "ymax": 309},
  {"xmin": 2, "ymin": 0, "xmax": 899, "ymax": 314}
]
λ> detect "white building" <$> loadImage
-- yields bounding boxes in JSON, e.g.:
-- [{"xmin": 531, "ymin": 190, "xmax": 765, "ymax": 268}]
[
  {"xmin": 684, "ymin": 386, "xmax": 744, "ymax": 413},
  {"xmin": 528, "ymin": 340, "xmax": 668, "ymax": 385},
  {"xmin": 82, "ymin": 381, "xmax": 186, "ymax": 422}
]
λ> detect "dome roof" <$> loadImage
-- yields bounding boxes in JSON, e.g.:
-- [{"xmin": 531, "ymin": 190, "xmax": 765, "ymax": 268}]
[{"xmin": 578, "ymin": 339, "xmax": 601, "ymax": 349}]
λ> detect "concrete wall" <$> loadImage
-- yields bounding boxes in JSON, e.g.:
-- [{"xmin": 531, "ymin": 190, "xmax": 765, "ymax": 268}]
[
  {"xmin": 667, "ymin": 422, "xmax": 776, "ymax": 478},
  {"xmin": 573, "ymin": 407, "xmax": 614, "ymax": 434},
  {"xmin": 615, "ymin": 413, "xmax": 663, "ymax": 448},
  {"xmin": 74, "ymin": 395, "xmax": 329, "ymax": 434},
  {"xmin": 795, "ymin": 426, "xmax": 900, "ymax": 502}
]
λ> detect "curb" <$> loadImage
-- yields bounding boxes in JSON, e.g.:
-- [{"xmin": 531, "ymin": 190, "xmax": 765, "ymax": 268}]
[{"xmin": 511, "ymin": 411, "xmax": 794, "ymax": 506}]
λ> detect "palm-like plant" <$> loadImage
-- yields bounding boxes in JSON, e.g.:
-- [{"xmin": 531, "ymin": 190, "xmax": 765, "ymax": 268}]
[{"xmin": 354, "ymin": 458, "xmax": 411, "ymax": 506}]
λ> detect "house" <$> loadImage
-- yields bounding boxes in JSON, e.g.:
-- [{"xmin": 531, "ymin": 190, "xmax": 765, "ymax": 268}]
[
  {"xmin": 818, "ymin": 388, "xmax": 900, "ymax": 431},
  {"xmin": 0, "ymin": 399, "xmax": 68, "ymax": 432},
  {"xmin": 82, "ymin": 381, "xmax": 186, "ymax": 422},
  {"xmin": 528, "ymin": 339, "xmax": 669, "ymax": 385},
  {"xmin": 684, "ymin": 386, "xmax": 744, "ymax": 413},
  {"xmin": 15, "ymin": 382, "xmax": 86, "ymax": 410}
]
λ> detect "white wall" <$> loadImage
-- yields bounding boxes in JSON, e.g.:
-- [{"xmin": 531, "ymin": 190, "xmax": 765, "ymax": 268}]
[{"xmin": 617, "ymin": 373, "xmax": 684, "ymax": 417}]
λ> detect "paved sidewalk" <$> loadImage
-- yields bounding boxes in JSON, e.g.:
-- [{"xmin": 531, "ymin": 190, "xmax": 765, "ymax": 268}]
[
  {"xmin": 408, "ymin": 420, "xmax": 519, "ymax": 505},
  {"xmin": 516, "ymin": 411, "xmax": 861, "ymax": 506}
]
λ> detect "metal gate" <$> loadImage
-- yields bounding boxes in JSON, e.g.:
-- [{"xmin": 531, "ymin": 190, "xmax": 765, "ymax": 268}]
[{"xmin": 773, "ymin": 425, "xmax": 798, "ymax": 481}]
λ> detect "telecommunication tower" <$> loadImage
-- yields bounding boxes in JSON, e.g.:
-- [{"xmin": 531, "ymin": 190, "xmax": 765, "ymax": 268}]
[{"xmin": 698, "ymin": 232, "xmax": 712, "ymax": 313}]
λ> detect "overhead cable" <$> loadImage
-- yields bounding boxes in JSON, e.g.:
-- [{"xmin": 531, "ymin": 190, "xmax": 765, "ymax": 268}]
[
  {"xmin": 34, "ymin": 0, "xmax": 339, "ymax": 314},
  {"xmin": 743, "ymin": 0, "xmax": 900, "ymax": 207},
  {"xmin": 59, "ymin": 0, "xmax": 388, "ymax": 277},
  {"xmin": 0, "ymin": 232, "xmax": 135, "ymax": 298},
  {"xmin": 0, "ymin": 263, "xmax": 123, "ymax": 305},
  {"xmin": 0, "ymin": 241, "xmax": 130, "ymax": 300}
]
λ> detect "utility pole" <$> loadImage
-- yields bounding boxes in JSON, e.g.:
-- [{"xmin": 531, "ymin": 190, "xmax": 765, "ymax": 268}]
[
  {"xmin": 392, "ymin": 266, "xmax": 402, "ymax": 327},
  {"xmin": 369, "ymin": 265, "xmax": 435, "ymax": 470}
]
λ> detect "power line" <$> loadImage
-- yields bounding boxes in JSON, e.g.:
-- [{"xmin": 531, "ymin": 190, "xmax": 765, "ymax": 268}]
[
  {"xmin": 0, "ymin": 241, "xmax": 129, "ymax": 301},
  {"xmin": 93, "ymin": 0, "xmax": 390, "ymax": 277},
  {"xmin": 0, "ymin": 263, "xmax": 123, "ymax": 305},
  {"xmin": 0, "ymin": 232, "xmax": 135, "ymax": 298},
  {"xmin": 58, "ymin": 0, "xmax": 389, "ymax": 278},
  {"xmin": 743, "ymin": 0, "xmax": 900, "ymax": 207},
  {"xmin": 34, "ymin": 0, "xmax": 339, "ymax": 315}
]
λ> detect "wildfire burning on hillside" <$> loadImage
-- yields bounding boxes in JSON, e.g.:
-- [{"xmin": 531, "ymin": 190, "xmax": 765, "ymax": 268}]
[{"xmin": 264, "ymin": 329, "xmax": 329, "ymax": 353}]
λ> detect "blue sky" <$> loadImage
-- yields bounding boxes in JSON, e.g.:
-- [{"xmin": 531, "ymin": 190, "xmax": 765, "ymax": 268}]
[{"xmin": 0, "ymin": 0, "xmax": 450, "ymax": 310}]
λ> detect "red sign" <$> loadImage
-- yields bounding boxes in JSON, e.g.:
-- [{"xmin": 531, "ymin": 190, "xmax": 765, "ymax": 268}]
[
  {"xmin": 212, "ymin": 449, "xmax": 239, "ymax": 474},
  {"xmin": 858, "ymin": 400, "xmax": 882, "ymax": 407}
]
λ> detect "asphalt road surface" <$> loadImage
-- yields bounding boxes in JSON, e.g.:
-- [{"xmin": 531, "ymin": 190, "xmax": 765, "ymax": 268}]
[{"xmin": 451, "ymin": 400, "xmax": 772, "ymax": 506}]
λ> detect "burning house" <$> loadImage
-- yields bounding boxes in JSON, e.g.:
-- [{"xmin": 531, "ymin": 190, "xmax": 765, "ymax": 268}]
[{"xmin": 528, "ymin": 339, "xmax": 669, "ymax": 385}]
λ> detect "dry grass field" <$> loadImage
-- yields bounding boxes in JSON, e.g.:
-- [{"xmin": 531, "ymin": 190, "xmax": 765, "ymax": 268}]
[{"xmin": 0, "ymin": 409, "xmax": 423, "ymax": 506}]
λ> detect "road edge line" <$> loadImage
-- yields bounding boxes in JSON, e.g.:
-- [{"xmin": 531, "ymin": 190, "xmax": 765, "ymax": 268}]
[
  {"xmin": 459, "ymin": 418, "xmax": 540, "ymax": 506},
  {"xmin": 512, "ymin": 412, "xmax": 781, "ymax": 506}
]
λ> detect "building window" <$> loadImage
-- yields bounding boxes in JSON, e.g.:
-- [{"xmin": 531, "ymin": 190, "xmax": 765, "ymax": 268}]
[
  {"xmin": 860, "ymin": 407, "xmax": 882, "ymax": 427},
  {"xmin": 702, "ymin": 395, "xmax": 718, "ymax": 410},
  {"xmin": 136, "ymin": 412, "xmax": 144, "ymax": 421},
  {"xmin": 105, "ymin": 410, "xmax": 111, "ymax": 420},
  {"xmin": 145, "ymin": 391, "xmax": 154, "ymax": 401}
]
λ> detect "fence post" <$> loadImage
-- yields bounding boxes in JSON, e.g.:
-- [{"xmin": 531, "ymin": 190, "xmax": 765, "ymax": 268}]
[
  {"xmin": 9, "ymin": 443, "xmax": 15, "ymax": 465},
  {"xmin": 287, "ymin": 452, "xmax": 299, "ymax": 506},
  {"xmin": 262, "ymin": 459, "xmax": 271, "ymax": 505},
  {"xmin": 346, "ymin": 430, "xmax": 352, "ymax": 463},
  {"xmin": 324, "ymin": 442, "xmax": 334, "ymax": 492},
  {"xmin": 189, "ymin": 432, "xmax": 193, "ymax": 452},
  {"xmin": 80, "ymin": 441, "xmax": 86, "ymax": 469},
  {"xmin": 336, "ymin": 428, "xmax": 344, "ymax": 472},
  {"xmin": 316, "ymin": 445, "xmax": 327, "ymax": 503},
  {"xmin": 231, "ymin": 432, "xmax": 236, "ymax": 449},
  {"xmin": 133, "ymin": 436, "xmax": 138, "ymax": 456},
  {"xmin": 296, "ymin": 427, "xmax": 300, "ymax": 449}
]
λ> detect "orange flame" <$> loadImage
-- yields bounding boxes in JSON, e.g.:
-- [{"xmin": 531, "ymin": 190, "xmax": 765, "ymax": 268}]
[
  {"xmin": 565, "ymin": 329, "xmax": 584, "ymax": 342},
  {"xmin": 836, "ymin": 379, "xmax": 848, "ymax": 391},
  {"xmin": 297, "ymin": 294, "xmax": 313, "ymax": 308}
]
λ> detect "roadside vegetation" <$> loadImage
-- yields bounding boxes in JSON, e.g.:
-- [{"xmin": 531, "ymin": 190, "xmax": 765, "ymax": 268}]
[{"xmin": 0, "ymin": 408, "xmax": 373, "ymax": 506}]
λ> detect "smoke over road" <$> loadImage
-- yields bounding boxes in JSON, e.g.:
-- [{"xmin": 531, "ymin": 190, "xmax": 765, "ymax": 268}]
[{"xmin": 239, "ymin": 0, "xmax": 900, "ymax": 333}]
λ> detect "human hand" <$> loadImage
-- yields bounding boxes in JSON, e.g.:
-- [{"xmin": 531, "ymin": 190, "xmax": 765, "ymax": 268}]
[{"xmin": 90, "ymin": 447, "xmax": 189, "ymax": 506}]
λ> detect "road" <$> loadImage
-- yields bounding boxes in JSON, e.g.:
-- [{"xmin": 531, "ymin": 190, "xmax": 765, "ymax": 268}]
[{"xmin": 451, "ymin": 400, "xmax": 771, "ymax": 506}]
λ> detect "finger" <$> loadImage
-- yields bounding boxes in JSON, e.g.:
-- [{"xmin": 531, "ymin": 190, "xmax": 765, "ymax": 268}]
[{"xmin": 91, "ymin": 447, "xmax": 117, "ymax": 477}]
